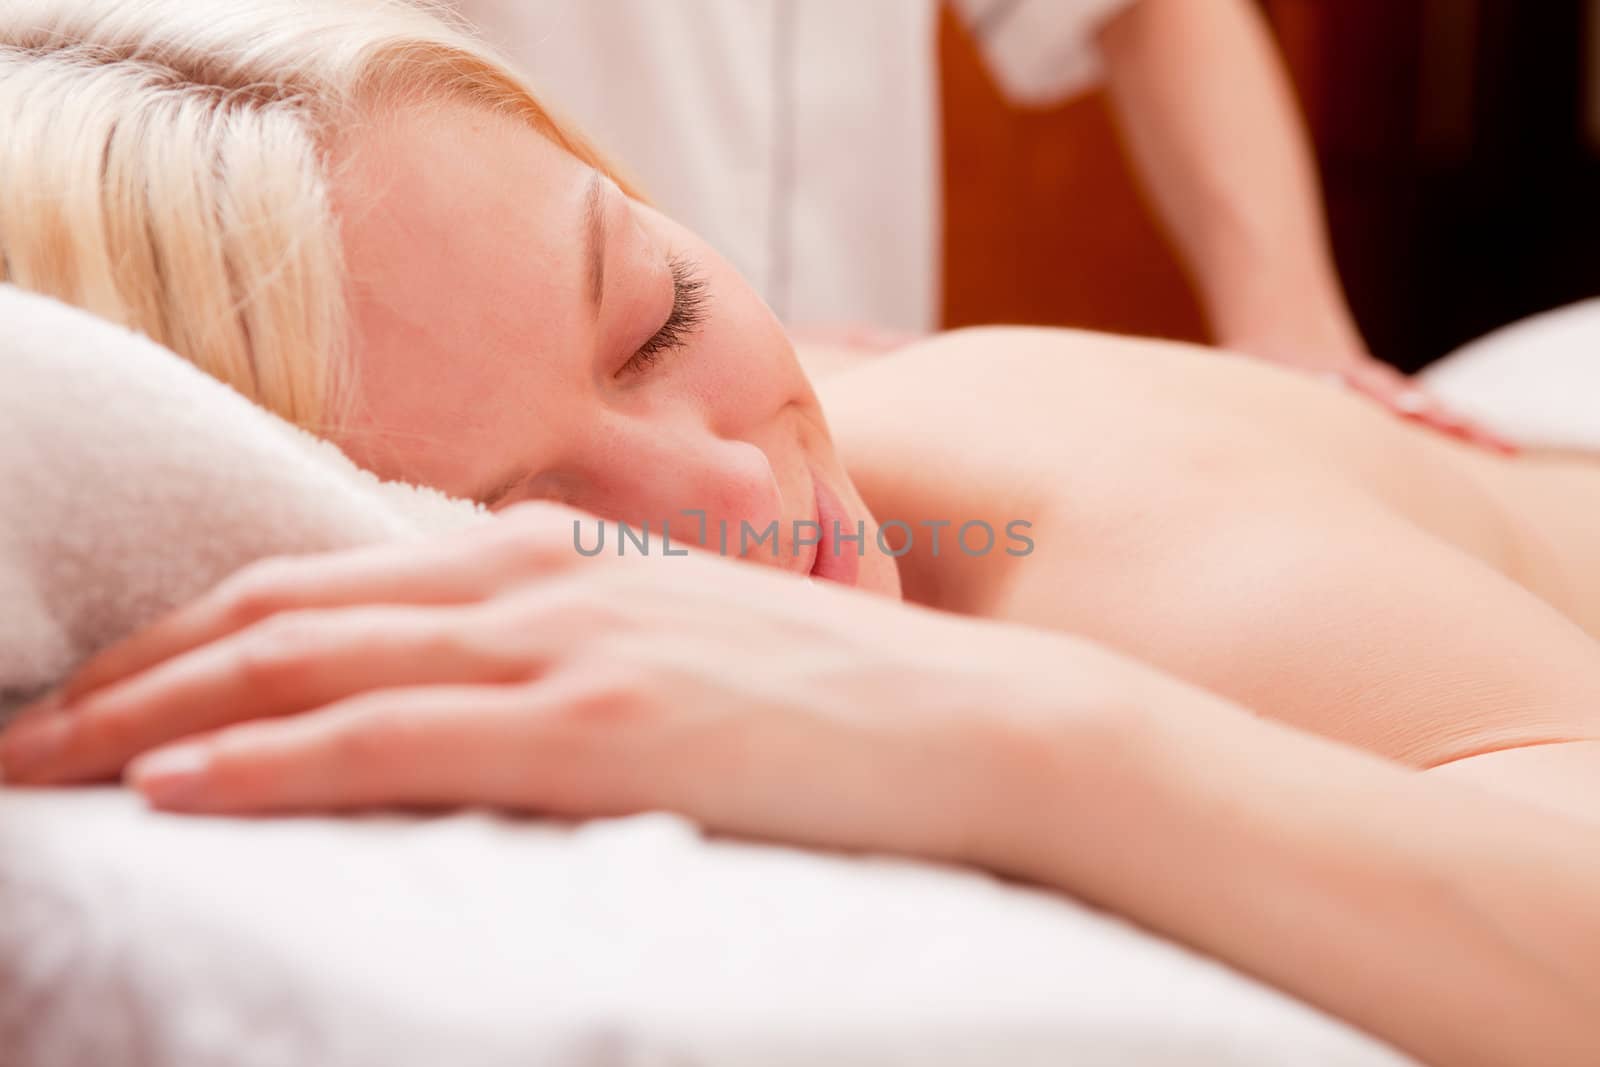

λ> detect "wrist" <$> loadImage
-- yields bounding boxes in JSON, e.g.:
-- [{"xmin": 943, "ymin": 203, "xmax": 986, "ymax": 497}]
[
  {"xmin": 952, "ymin": 630, "xmax": 1163, "ymax": 891},
  {"xmin": 1195, "ymin": 242, "xmax": 1367, "ymax": 367},
  {"xmin": 1216, "ymin": 295, "xmax": 1369, "ymax": 371},
  {"xmin": 1220, "ymin": 328, "xmax": 1369, "ymax": 375}
]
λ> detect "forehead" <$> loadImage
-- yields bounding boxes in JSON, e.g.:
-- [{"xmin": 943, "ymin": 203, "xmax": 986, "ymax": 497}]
[{"xmin": 326, "ymin": 100, "xmax": 590, "ymax": 487}]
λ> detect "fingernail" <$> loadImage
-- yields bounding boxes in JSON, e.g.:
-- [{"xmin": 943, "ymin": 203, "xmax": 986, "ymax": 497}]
[
  {"xmin": 1393, "ymin": 389, "xmax": 1431, "ymax": 415},
  {"xmin": 128, "ymin": 745, "xmax": 211, "ymax": 809},
  {"xmin": 0, "ymin": 715, "xmax": 71, "ymax": 782}
]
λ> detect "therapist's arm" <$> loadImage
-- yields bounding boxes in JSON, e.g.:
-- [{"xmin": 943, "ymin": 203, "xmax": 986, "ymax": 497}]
[
  {"xmin": 1095, "ymin": 0, "xmax": 1358, "ymax": 365},
  {"xmin": 1093, "ymin": 0, "xmax": 1509, "ymax": 451}
]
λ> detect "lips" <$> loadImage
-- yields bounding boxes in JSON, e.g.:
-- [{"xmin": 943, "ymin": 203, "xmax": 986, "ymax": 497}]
[{"xmin": 808, "ymin": 472, "xmax": 861, "ymax": 587}]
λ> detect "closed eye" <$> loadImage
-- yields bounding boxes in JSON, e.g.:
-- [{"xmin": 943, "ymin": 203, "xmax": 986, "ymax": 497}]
[{"xmin": 621, "ymin": 254, "xmax": 708, "ymax": 375}]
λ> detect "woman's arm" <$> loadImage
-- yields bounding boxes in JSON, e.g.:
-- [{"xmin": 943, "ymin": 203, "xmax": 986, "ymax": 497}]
[
  {"xmin": 3, "ymin": 503, "xmax": 1596, "ymax": 1063},
  {"xmin": 985, "ymin": 662, "xmax": 1600, "ymax": 1067}
]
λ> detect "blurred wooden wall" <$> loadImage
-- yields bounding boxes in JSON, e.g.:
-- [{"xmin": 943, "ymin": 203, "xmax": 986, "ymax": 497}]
[
  {"xmin": 939, "ymin": 0, "xmax": 1600, "ymax": 368},
  {"xmin": 937, "ymin": 3, "xmax": 1207, "ymax": 341}
]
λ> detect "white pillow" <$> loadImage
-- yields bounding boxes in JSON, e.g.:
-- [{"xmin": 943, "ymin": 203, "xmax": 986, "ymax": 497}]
[
  {"xmin": 0, "ymin": 283, "xmax": 486, "ymax": 720},
  {"xmin": 1421, "ymin": 299, "xmax": 1600, "ymax": 453}
]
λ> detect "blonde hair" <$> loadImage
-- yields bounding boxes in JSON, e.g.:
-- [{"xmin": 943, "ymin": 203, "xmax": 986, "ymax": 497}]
[{"xmin": 0, "ymin": 0, "xmax": 616, "ymax": 431}]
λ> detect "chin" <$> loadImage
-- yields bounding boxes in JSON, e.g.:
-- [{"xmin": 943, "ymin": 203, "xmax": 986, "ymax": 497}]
[
  {"xmin": 836, "ymin": 493, "xmax": 904, "ymax": 600},
  {"xmin": 807, "ymin": 454, "xmax": 902, "ymax": 598}
]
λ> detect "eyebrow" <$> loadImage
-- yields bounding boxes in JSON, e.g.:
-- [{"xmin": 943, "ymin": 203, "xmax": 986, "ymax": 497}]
[{"xmin": 585, "ymin": 168, "xmax": 607, "ymax": 315}]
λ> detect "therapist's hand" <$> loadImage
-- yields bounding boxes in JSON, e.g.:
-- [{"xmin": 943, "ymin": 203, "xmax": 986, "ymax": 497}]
[
  {"xmin": 0, "ymin": 502, "xmax": 1131, "ymax": 869},
  {"xmin": 1228, "ymin": 336, "xmax": 1520, "ymax": 455},
  {"xmin": 1318, "ymin": 357, "xmax": 1518, "ymax": 456}
]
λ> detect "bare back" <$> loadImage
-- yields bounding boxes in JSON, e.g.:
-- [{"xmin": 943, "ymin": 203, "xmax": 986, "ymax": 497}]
[{"xmin": 819, "ymin": 327, "xmax": 1600, "ymax": 783}]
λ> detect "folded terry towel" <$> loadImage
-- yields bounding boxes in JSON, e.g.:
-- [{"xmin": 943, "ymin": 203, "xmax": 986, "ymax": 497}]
[{"xmin": 0, "ymin": 283, "xmax": 488, "ymax": 721}]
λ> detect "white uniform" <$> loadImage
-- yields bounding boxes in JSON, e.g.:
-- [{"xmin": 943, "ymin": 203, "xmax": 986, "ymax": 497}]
[{"xmin": 448, "ymin": 0, "xmax": 1137, "ymax": 333}]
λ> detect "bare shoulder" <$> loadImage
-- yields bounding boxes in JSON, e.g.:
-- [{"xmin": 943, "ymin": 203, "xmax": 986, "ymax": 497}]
[
  {"xmin": 819, "ymin": 327, "xmax": 1272, "ymax": 480},
  {"xmin": 815, "ymin": 325, "xmax": 1365, "ymax": 629},
  {"xmin": 818, "ymin": 327, "xmax": 1600, "ymax": 769},
  {"xmin": 819, "ymin": 325, "xmax": 1378, "ymax": 465},
  {"xmin": 822, "ymin": 324, "xmax": 1519, "ymax": 570},
  {"xmin": 816, "ymin": 325, "xmax": 1374, "ymax": 554},
  {"xmin": 818, "ymin": 326, "xmax": 1223, "ymax": 424}
]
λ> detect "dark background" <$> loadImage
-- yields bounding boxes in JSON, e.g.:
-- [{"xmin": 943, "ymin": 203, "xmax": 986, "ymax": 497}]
[{"xmin": 940, "ymin": 0, "xmax": 1600, "ymax": 372}]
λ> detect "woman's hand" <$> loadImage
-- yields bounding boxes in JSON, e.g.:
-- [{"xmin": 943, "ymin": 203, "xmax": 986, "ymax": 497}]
[{"xmin": 0, "ymin": 502, "xmax": 1127, "ymax": 869}]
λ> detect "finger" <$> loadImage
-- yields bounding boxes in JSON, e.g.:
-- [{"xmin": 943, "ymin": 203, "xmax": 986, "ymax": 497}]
[
  {"xmin": 1349, "ymin": 373, "xmax": 1485, "ymax": 436},
  {"xmin": 1396, "ymin": 397, "xmax": 1522, "ymax": 456},
  {"xmin": 1417, "ymin": 404, "xmax": 1521, "ymax": 455},
  {"xmin": 57, "ymin": 504, "xmax": 579, "ymax": 706},
  {"xmin": 58, "ymin": 543, "xmax": 477, "ymax": 706},
  {"xmin": 5, "ymin": 689, "xmax": 68, "ymax": 733},
  {"xmin": 1469, "ymin": 424, "xmax": 1523, "ymax": 456},
  {"xmin": 126, "ymin": 681, "xmax": 626, "ymax": 816},
  {"xmin": 1360, "ymin": 363, "xmax": 1414, "ymax": 394},
  {"xmin": 1320, "ymin": 371, "xmax": 1522, "ymax": 457},
  {"xmin": 1322, "ymin": 367, "xmax": 1406, "ymax": 409},
  {"xmin": 1, "ymin": 604, "xmax": 530, "ymax": 786},
  {"xmin": 1387, "ymin": 386, "xmax": 1436, "ymax": 418}
]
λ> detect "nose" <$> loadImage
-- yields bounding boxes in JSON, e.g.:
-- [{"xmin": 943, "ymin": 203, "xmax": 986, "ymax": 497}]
[{"xmin": 568, "ymin": 417, "xmax": 791, "ymax": 562}]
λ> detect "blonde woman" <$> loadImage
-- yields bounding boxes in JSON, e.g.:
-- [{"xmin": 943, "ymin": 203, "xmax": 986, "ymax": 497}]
[{"xmin": 0, "ymin": 2, "xmax": 1597, "ymax": 1063}]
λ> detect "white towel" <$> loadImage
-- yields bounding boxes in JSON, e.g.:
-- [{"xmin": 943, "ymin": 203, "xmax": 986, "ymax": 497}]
[
  {"xmin": 0, "ymin": 283, "xmax": 488, "ymax": 720},
  {"xmin": 1421, "ymin": 298, "xmax": 1600, "ymax": 453}
]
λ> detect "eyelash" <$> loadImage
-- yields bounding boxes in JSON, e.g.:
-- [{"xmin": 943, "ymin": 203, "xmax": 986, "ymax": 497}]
[{"xmin": 622, "ymin": 254, "xmax": 708, "ymax": 375}]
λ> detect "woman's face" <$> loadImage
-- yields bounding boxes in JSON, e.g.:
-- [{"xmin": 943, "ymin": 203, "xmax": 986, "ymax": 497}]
[{"xmin": 327, "ymin": 99, "xmax": 900, "ymax": 597}]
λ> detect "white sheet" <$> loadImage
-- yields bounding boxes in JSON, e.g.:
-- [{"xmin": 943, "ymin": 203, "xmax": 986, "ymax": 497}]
[{"xmin": 0, "ymin": 789, "xmax": 1414, "ymax": 1067}]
